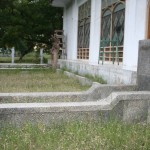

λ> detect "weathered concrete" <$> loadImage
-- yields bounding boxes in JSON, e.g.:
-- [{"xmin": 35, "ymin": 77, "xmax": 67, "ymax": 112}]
[
  {"xmin": 40, "ymin": 48, "xmax": 44, "ymax": 64},
  {"xmin": 0, "ymin": 83, "xmax": 136, "ymax": 103},
  {"xmin": 64, "ymin": 71, "xmax": 93, "ymax": 86},
  {"xmin": 11, "ymin": 47, "xmax": 15, "ymax": 64},
  {"xmin": 137, "ymin": 40, "xmax": 150, "ymax": 90},
  {"xmin": 58, "ymin": 59, "xmax": 137, "ymax": 85},
  {"xmin": 0, "ymin": 69, "xmax": 139, "ymax": 126},
  {"xmin": 0, "ymin": 63, "xmax": 49, "ymax": 68},
  {"xmin": 0, "ymin": 91, "xmax": 150, "ymax": 127},
  {"xmin": 0, "ymin": 67, "xmax": 149, "ymax": 126}
]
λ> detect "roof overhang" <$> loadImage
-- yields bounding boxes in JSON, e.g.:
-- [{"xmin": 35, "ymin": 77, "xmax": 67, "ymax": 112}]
[{"xmin": 52, "ymin": 0, "xmax": 71, "ymax": 7}]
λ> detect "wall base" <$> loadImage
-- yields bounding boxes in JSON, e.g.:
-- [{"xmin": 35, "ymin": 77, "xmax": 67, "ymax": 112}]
[{"xmin": 58, "ymin": 59, "xmax": 137, "ymax": 85}]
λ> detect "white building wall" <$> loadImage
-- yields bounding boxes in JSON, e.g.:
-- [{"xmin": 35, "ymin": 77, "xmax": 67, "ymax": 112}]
[
  {"xmin": 63, "ymin": 0, "xmax": 78, "ymax": 60},
  {"xmin": 63, "ymin": 3, "xmax": 73, "ymax": 60},
  {"xmin": 63, "ymin": 0, "xmax": 102, "ymax": 63},
  {"xmin": 123, "ymin": 0, "xmax": 147, "ymax": 71},
  {"xmin": 60, "ymin": 0, "xmax": 149, "ymax": 84},
  {"xmin": 89, "ymin": 0, "xmax": 101, "ymax": 65},
  {"xmin": 63, "ymin": 0, "xmax": 148, "ymax": 72}
]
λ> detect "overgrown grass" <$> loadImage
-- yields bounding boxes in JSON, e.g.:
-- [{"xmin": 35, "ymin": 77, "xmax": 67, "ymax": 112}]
[
  {"xmin": 0, "ymin": 69, "xmax": 89, "ymax": 92},
  {"xmin": 0, "ymin": 121, "xmax": 150, "ymax": 150},
  {"xmin": 0, "ymin": 52, "xmax": 50, "ymax": 64},
  {"xmin": 84, "ymin": 74, "xmax": 106, "ymax": 84},
  {"xmin": 61, "ymin": 67, "xmax": 107, "ymax": 84}
]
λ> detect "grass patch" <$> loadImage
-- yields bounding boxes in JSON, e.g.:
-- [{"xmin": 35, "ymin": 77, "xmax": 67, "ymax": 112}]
[
  {"xmin": 84, "ymin": 74, "xmax": 106, "ymax": 84},
  {"xmin": 0, "ymin": 121, "xmax": 150, "ymax": 150},
  {"xmin": 61, "ymin": 67, "xmax": 107, "ymax": 84},
  {"xmin": 0, "ymin": 52, "xmax": 50, "ymax": 64},
  {"xmin": 0, "ymin": 69, "xmax": 90, "ymax": 92}
]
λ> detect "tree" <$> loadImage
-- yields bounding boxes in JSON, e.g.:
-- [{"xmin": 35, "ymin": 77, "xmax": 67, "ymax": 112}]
[
  {"xmin": 0, "ymin": 0, "xmax": 63, "ymax": 60},
  {"xmin": 51, "ymin": 33, "xmax": 60, "ymax": 69}
]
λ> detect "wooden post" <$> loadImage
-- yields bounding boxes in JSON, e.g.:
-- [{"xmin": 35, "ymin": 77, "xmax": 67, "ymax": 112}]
[{"xmin": 147, "ymin": 1, "xmax": 150, "ymax": 39}]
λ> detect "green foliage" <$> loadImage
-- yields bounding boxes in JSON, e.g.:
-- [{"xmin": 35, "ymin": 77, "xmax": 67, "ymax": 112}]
[
  {"xmin": 0, "ymin": 52, "xmax": 50, "ymax": 63},
  {"xmin": 0, "ymin": 0, "xmax": 63, "ymax": 58}
]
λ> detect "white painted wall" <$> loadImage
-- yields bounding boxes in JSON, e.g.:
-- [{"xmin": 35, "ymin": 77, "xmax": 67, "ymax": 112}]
[
  {"xmin": 89, "ymin": 0, "xmax": 101, "ymax": 65},
  {"xmin": 71, "ymin": 0, "xmax": 78, "ymax": 60},
  {"xmin": 63, "ymin": 0, "xmax": 78, "ymax": 60},
  {"xmin": 123, "ymin": 0, "xmax": 147, "ymax": 71},
  {"xmin": 63, "ymin": 0, "xmax": 101, "ymax": 64},
  {"xmin": 63, "ymin": 0, "xmax": 148, "ymax": 72},
  {"xmin": 63, "ymin": 3, "xmax": 73, "ymax": 60}
]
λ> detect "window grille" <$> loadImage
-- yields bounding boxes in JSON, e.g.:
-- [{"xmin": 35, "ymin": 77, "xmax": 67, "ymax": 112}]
[
  {"xmin": 77, "ymin": 0, "xmax": 91, "ymax": 59},
  {"xmin": 99, "ymin": 0, "xmax": 125, "ymax": 64}
]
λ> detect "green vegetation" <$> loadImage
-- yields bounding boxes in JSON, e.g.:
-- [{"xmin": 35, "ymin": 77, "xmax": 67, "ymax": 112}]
[
  {"xmin": 0, "ymin": 52, "xmax": 50, "ymax": 64},
  {"xmin": 0, "ymin": 121, "xmax": 149, "ymax": 150},
  {"xmin": 61, "ymin": 67, "xmax": 107, "ymax": 84},
  {"xmin": 0, "ymin": 69, "xmax": 89, "ymax": 92},
  {"xmin": 0, "ymin": 0, "xmax": 63, "ymax": 59},
  {"xmin": 84, "ymin": 74, "xmax": 107, "ymax": 84}
]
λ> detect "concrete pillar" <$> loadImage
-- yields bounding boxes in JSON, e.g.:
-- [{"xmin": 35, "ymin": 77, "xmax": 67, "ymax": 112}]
[
  {"xmin": 11, "ymin": 47, "xmax": 15, "ymax": 64},
  {"xmin": 64, "ymin": 0, "xmax": 78, "ymax": 60},
  {"xmin": 89, "ymin": 0, "xmax": 101, "ymax": 65},
  {"xmin": 123, "ymin": 0, "xmax": 147, "ymax": 71},
  {"xmin": 40, "ymin": 48, "xmax": 44, "ymax": 64},
  {"xmin": 137, "ymin": 40, "xmax": 150, "ymax": 90},
  {"xmin": 63, "ymin": 7, "xmax": 67, "ymax": 59},
  {"xmin": 71, "ymin": 0, "xmax": 78, "ymax": 60}
]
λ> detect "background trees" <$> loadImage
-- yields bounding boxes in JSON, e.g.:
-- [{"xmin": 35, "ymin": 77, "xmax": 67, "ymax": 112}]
[{"xmin": 0, "ymin": 0, "xmax": 63, "ymax": 60}]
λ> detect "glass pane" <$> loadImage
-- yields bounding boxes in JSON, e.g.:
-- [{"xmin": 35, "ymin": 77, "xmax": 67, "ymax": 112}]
[
  {"xmin": 103, "ymin": 9, "xmax": 111, "ymax": 17},
  {"xmin": 112, "ymin": 3, "xmax": 125, "ymax": 45},
  {"xmin": 114, "ymin": 3, "xmax": 125, "ymax": 12},
  {"xmin": 101, "ymin": 9, "xmax": 111, "ymax": 45},
  {"xmin": 77, "ymin": 0, "xmax": 91, "ymax": 59}
]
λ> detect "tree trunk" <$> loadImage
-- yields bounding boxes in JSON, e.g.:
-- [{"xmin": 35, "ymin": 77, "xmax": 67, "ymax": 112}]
[
  {"xmin": 19, "ymin": 53, "xmax": 26, "ymax": 61},
  {"xmin": 19, "ymin": 44, "xmax": 33, "ymax": 61},
  {"xmin": 50, "ymin": 34, "xmax": 60, "ymax": 69},
  {"xmin": 52, "ymin": 51, "xmax": 58, "ymax": 69}
]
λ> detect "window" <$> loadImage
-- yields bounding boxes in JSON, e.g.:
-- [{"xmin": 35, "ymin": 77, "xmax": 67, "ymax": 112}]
[
  {"xmin": 112, "ymin": 3, "xmax": 125, "ymax": 45},
  {"xmin": 77, "ymin": 0, "xmax": 91, "ymax": 59},
  {"xmin": 100, "ymin": 0, "xmax": 125, "ymax": 63}
]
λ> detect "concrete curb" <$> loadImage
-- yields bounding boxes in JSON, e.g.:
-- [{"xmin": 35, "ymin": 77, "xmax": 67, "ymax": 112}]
[
  {"xmin": 0, "ymin": 63, "xmax": 49, "ymax": 68},
  {"xmin": 0, "ymin": 91, "xmax": 150, "ymax": 127},
  {"xmin": 0, "ymin": 83, "xmax": 136, "ymax": 103}
]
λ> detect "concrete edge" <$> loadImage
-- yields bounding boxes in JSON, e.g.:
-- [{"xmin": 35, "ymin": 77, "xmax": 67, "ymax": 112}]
[
  {"xmin": 0, "ymin": 63, "xmax": 49, "ymax": 69},
  {"xmin": 0, "ymin": 83, "xmax": 136, "ymax": 99},
  {"xmin": 0, "ymin": 91, "xmax": 150, "ymax": 114},
  {"xmin": 0, "ymin": 82, "xmax": 100, "ymax": 97}
]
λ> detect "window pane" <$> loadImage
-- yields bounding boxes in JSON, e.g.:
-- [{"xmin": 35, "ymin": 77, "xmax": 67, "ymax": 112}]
[
  {"xmin": 101, "ymin": 9, "xmax": 111, "ymax": 45},
  {"xmin": 112, "ymin": 3, "xmax": 125, "ymax": 45},
  {"xmin": 77, "ymin": 0, "xmax": 91, "ymax": 59}
]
